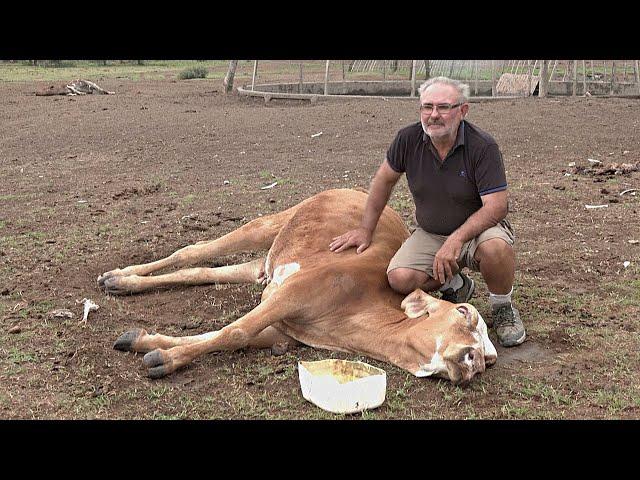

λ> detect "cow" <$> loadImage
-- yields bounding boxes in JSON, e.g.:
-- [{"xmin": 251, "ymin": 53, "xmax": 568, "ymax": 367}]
[{"xmin": 98, "ymin": 188, "xmax": 497, "ymax": 385}]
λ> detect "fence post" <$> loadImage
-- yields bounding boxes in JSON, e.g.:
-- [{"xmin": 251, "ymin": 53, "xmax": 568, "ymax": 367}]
[
  {"xmin": 540, "ymin": 60, "xmax": 548, "ymax": 97},
  {"xmin": 572, "ymin": 60, "xmax": 577, "ymax": 96},
  {"xmin": 635, "ymin": 60, "xmax": 640, "ymax": 95},
  {"xmin": 583, "ymin": 60, "xmax": 587, "ymax": 96},
  {"xmin": 251, "ymin": 60, "xmax": 258, "ymax": 91},
  {"xmin": 473, "ymin": 60, "xmax": 478, "ymax": 95},
  {"xmin": 299, "ymin": 62, "xmax": 304, "ymax": 93},
  {"xmin": 324, "ymin": 60, "xmax": 330, "ymax": 95},
  {"xmin": 411, "ymin": 60, "xmax": 417, "ymax": 97},
  {"xmin": 491, "ymin": 60, "xmax": 497, "ymax": 97},
  {"xmin": 610, "ymin": 61, "xmax": 616, "ymax": 95}
]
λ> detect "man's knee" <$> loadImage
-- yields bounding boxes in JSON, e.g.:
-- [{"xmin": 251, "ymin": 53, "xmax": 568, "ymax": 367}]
[
  {"xmin": 474, "ymin": 238, "xmax": 514, "ymax": 265},
  {"xmin": 387, "ymin": 268, "xmax": 426, "ymax": 294}
]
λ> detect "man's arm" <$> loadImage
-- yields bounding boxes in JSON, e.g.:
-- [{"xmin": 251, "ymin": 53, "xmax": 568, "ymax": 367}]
[
  {"xmin": 329, "ymin": 159, "xmax": 402, "ymax": 253},
  {"xmin": 432, "ymin": 190, "xmax": 509, "ymax": 283}
]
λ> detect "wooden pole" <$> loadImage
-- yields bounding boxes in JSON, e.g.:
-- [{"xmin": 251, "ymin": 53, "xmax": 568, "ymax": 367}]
[
  {"xmin": 635, "ymin": 60, "xmax": 640, "ymax": 95},
  {"xmin": 299, "ymin": 62, "xmax": 303, "ymax": 93},
  {"xmin": 222, "ymin": 60, "xmax": 238, "ymax": 94},
  {"xmin": 527, "ymin": 60, "xmax": 532, "ymax": 97},
  {"xmin": 572, "ymin": 60, "xmax": 577, "ymax": 96},
  {"xmin": 251, "ymin": 60, "xmax": 258, "ymax": 91},
  {"xmin": 324, "ymin": 60, "xmax": 330, "ymax": 95},
  {"xmin": 540, "ymin": 60, "xmax": 548, "ymax": 97},
  {"xmin": 491, "ymin": 60, "xmax": 497, "ymax": 97},
  {"xmin": 473, "ymin": 60, "xmax": 478, "ymax": 95},
  {"xmin": 610, "ymin": 61, "xmax": 616, "ymax": 95},
  {"xmin": 411, "ymin": 60, "xmax": 417, "ymax": 97},
  {"xmin": 583, "ymin": 60, "xmax": 587, "ymax": 95},
  {"xmin": 383, "ymin": 59, "xmax": 386, "ymax": 81}
]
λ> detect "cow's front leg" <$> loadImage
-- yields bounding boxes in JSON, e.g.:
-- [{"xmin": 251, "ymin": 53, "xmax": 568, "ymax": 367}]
[
  {"xmin": 114, "ymin": 325, "xmax": 297, "ymax": 354},
  {"xmin": 101, "ymin": 259, "xmax": 265, "ymax": 295}
]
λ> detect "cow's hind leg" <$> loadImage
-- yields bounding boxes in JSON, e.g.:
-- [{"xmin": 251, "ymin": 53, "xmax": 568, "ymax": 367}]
[
  {"xmin": 116, "ymin": 290, "xmax": 301, "ymax": 378},
  {"xmin": 98, "ymin": 207, "xmax": 299, "ymax": 289},
  {"xmin": 102, "ymin": 258, "xmax": 265, "ymax": 295}
]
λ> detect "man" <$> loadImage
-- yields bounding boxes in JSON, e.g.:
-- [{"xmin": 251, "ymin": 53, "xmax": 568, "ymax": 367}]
[{"xmin": 329, "ymin": 76, "xmax": 525, "ymax": 347}]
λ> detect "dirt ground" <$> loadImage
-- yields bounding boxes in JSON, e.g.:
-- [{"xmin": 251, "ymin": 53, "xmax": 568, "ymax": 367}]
[{"xmin": 1, "ymin": 74, "xmax": 639, "ymax": 419}]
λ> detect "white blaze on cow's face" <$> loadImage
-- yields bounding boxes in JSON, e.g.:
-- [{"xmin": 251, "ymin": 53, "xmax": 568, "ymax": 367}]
[
  {"xmin": 415, "ymin": 335, "xmax": 447, "ymax": 377},
  {"xmin": 271, "ymin": 262, "xmax": 301, "ymax": 286}
]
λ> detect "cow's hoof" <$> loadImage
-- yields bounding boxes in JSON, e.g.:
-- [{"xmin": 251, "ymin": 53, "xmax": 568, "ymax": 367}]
[
  {"xmin": 143, "ymin": 349, "xmax": 172, "ymax": 379},
  {"xmin": 113, "ymin": 329, "xmax": 146, "ymax": 351},
  {"xmin": 102, "ymin": 275, "xmax": 140, "ymax": 295},
  {"xmin": 97, "ymin": 269, "xmax": 124, "ymax": 288}
]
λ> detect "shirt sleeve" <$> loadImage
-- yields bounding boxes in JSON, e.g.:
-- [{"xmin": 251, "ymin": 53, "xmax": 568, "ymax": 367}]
[
  {"xmin": 385, "ymin": 130, "xmax": 408, "ymax": 173},
  {"xmin": 475, "ymin": 143, "xmax": 508, "ymax": 196}
]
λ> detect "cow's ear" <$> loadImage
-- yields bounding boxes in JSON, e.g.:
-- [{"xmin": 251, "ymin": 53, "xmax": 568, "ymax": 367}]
[
  {"xmin": 401, "ymin": 289, "xmax": 442, "ymax": 319},
  {"xmin": 454, "ymin": 304, "xmax": 479, "ymax": 329}
]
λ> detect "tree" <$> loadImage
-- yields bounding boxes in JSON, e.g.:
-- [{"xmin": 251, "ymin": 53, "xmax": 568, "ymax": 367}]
[{"xmin": 223, "ymin": 60, "xmax": 238, "ymax": 94}]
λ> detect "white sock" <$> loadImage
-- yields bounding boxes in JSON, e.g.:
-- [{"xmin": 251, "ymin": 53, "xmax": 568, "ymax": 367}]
[
  {"xmin": 489, "ymin": 287, "xmax": 513, "ymax": 309},
  {"xmin": 438, "ymin": 273, "xmax": 463, "ymax": 292}
]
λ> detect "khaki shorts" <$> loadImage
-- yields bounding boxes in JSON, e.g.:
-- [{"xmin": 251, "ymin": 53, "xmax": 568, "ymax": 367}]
[{"xmin": 387, "ymin": 220, "xmax": 515, "ymax": 275}]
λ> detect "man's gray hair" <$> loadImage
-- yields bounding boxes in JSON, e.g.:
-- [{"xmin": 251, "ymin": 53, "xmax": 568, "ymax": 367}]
[{"xmin": 418, "ymin": 76, "xmax": 470, "ymax": 103}]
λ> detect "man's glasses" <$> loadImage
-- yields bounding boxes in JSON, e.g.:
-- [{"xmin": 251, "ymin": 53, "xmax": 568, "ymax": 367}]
[{"xmin": 420, "ymin": 103, "xmax": 462, "ymax": 114}]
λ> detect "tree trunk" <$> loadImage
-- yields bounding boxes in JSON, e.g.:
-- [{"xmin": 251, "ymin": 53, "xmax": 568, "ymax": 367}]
[{"xmin": 223, "ymin": 60, "xmax": 239, "ymax": 94}]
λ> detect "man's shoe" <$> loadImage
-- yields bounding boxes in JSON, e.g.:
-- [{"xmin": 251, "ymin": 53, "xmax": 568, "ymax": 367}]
[
  {"xmin": 492, "ymin": 304, "xmax": 526, "ymax": 347},
  {"xmin": 440, "ymin": 272, "xmax": 475, "ymax": 303}
]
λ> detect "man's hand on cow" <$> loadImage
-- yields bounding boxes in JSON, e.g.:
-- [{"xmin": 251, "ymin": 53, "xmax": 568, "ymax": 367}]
[
  {"xmin": 433, "ymin": 237, "xmax": 464, "ymax": 284},
  {"xmin": 329, "ymin": 227, "xmax": 372, "ymax": 254}
]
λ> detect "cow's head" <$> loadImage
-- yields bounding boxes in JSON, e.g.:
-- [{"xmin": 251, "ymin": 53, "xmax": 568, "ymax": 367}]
[{"xmin": 401, "ymin": 289, "xmax": 497, "ymax": 386}]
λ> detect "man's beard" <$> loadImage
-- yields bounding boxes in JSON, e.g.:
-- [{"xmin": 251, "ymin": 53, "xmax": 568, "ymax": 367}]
[{"xmin": 421, "ymin": 120, "xmax": 451, "ymax": 140}]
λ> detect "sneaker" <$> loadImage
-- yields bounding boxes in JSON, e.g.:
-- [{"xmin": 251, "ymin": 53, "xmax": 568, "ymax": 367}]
[
  {"xmin": 492, "ymin": 304, "xmax": 526, "ymax": 347},
  {"xmin": 440, "ymin": 272, "xmax": 475, "ymax": 303}
]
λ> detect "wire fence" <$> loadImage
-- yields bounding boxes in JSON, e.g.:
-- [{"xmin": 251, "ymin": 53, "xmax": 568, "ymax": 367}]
[{"xmin": 236, "ymin": 60, "xmax": 640, "ymax": 97}]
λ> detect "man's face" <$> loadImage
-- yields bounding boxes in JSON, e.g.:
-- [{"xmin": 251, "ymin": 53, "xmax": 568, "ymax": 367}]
[{"xmin": 420, "ymin": 84, "xmax": 469, "ymax": 142}]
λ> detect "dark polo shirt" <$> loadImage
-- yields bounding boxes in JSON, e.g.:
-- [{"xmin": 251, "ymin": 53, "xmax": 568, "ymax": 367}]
[{"xmin": 386, "ymin": 120, "xmax": 507, "ymax": 235}]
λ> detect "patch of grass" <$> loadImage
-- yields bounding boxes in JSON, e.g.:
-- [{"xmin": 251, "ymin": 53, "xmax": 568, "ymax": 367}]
[
  {"xmin": 0, "ymin": 194, "xmax": 19, "ymax": 201},
  {"xmin": 6, "ymin": 347, "xmax": 37, "ymax": 364},
  {"xmin": 148, "ymin": 385, "xmax": 172, "ymax": 400},
  {"xmin": 180, "ymin": 194, "xmax": 197, "ymax": 206},
  {"xmin": 0, "ymin": 220, "xmax": 5, "ymax": 229},
  {"xmin": 0, "ymin": 60, "xmax": 228, "ymax": 82},
  {"xmin": 152, "ymin": 411, "xmax": 187, "ymax": 420},
  {"xmin": 178, "ymin": 66, "xmax": 208, "ymax": 80}
]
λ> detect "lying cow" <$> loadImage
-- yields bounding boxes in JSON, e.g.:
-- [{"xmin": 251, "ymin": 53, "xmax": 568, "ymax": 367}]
[
  {"xmin": 36, "ymin": 79, "xmax": 114, "ymax": 96},
  {"xmin": 98, "ymin": 188, "xmax": 497, "ymax": 385}
]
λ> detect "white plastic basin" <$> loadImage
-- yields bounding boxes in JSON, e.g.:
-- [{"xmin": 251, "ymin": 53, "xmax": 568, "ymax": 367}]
[{"xmin": 298, "ymin": 359, "xmax": 387, "ymax": 414}]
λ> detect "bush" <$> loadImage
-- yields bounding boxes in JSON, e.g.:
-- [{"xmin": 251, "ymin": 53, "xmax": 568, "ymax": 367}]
[{"xmin": 178, "ymin": 66, "xmax": 208, "ymax": 80}]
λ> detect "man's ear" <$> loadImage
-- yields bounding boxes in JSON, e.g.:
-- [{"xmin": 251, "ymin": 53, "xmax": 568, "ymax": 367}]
[
  {"xmin": 460, "ymin": 103, "xmax": 469, "ymax": 118},
  {"xmin": 401, "ymin": 289, "xmax": 443, "ymax": 319}
]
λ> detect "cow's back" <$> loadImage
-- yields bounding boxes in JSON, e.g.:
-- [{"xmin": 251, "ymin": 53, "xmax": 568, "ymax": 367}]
[{"xmin": 265, "ymin": 188, "xmax": 410, "ymax": 283}]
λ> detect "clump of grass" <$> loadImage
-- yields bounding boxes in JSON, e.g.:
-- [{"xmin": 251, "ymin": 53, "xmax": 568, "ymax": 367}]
[{"xmin": 178, "ymin": 66, "xmax": 208, "ymax": 80}]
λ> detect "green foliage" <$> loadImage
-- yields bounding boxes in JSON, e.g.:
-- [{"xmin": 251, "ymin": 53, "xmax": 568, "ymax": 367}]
[{"xmin": 178, "ymin": 66, "xmax": 209, "ymax": 80}]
